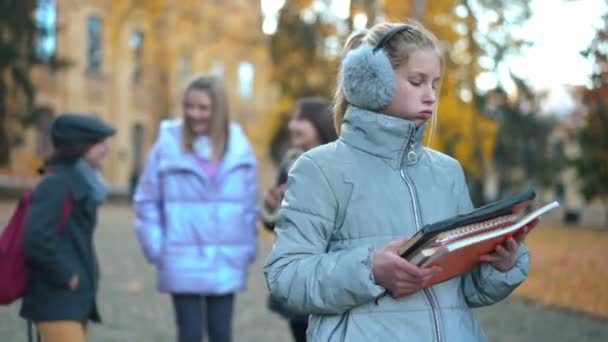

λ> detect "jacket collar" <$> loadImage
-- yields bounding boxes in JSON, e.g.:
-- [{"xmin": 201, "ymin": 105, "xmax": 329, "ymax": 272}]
[
  {"xmin": 221, "ymin": 123, "xmax": 256, "ymax": 171},
  {"xmin": 158, "ymin": 120, "xmax": 255, "ymax": 181},
  {"xmin": 339, "ymin": 106, "xmax": 426, "ymax": 169},
  {"xmin": 46, "ymin": 161, "xmax": 90, "ymax": 200}
]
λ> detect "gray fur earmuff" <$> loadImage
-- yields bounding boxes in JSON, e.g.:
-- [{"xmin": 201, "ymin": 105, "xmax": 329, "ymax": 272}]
[
  {"xmin": 340, "ymin": 25, "xmax": 413, "ymax": 111},
  {"xmin": 341, "ymin": 44, "xmax": 396, "ymax": 111}
]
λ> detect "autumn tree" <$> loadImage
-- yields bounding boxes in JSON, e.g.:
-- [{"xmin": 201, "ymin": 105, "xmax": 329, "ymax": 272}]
[
  {"xmin": 270, "ymin": 1, "xmax": 337, "ymax": 99},
  {"xmin": 482, "ymin": 79, "xmax": 565, "ymax": 198},
  {"xmin": 0, "ymin": 0, "xmax": 68, "ymax": 166},
  {"xmin": 461, "ymin": 0, "xmax": 569, "ymax": 203},
  {"xmin": 267, "ymin": 1, "xmax": 535, "ymax": 204},
  {"xmin": 380, "ymin": 1, "xmax": 503, "ymax": 203},
  {"xmin": 268, "ymin": 0, "xmax": 340, "ymax": 162},
  {"xmin": 380, "ymin": 0, "xmax": 541, "ymax": 204},
  {"xmin": 572, "ymin": 10, "xmax": 608, "ymax": 224}
]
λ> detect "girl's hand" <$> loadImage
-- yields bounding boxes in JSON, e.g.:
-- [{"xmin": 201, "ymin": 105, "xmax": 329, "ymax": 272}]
[
  {"xmin": 68, "ymin": 274, "xmax": 79, "ymax": 290},
  {"xmin": 481, "ymin": 218, "xmax": 540, "ymax": 271},
  {"xmin": 373, "ymin": 237, "xmax": 442, "ymax": 298},
  {"xmin": 263, "ymin": 185, "xmax": 286, "ymax": 212}
]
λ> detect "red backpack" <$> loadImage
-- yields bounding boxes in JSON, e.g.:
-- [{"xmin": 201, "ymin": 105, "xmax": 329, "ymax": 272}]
[{"xmin": 0, "ymin": 190, "xmax": 73, "ymax": 305}]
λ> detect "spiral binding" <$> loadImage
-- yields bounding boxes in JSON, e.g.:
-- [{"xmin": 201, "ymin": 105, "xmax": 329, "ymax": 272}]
[{"xmin": 436, "ymin": 214, "xmax": 519, "ymax": 243}]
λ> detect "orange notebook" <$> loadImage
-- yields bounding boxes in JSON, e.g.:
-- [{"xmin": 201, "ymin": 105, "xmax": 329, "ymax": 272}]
[{"xmin": 399, "ymin": 190, "xmax": 559, "ymax": 288}]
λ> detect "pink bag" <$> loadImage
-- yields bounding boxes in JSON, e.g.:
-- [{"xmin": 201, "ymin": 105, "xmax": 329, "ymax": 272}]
[{"xmin": 0, "ymin": 191, "xmax": 72, "ymax": 305}]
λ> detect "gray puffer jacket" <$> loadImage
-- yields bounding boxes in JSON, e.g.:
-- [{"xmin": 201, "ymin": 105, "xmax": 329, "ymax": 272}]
[{"xmin": 264, "ymin": 106, "xmax": 530, "ymax": 342}]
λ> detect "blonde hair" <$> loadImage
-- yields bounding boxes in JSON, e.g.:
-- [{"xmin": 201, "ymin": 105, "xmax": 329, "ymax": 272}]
[
  {"xmin": 182, "ymin": 75, "xmax": 230, "ymax": 160},
  {"xmin": 333, "ymin": 20, "xmax": 443, "ymax": 143}
]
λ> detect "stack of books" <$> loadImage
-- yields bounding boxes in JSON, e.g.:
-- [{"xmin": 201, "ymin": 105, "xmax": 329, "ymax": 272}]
[{"xmin": 399, "ymin": 189, "xmax": 559, "ymax": 287}]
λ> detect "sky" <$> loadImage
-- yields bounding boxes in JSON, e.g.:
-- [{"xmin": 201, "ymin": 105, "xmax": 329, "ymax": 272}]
[
  {"xmin": 261, "ymin": 0, "xmax": 607, "ymax": 113},
  {"xmin": 499, "ymin": 0, "xmax": 607, "ymax": 114},
  {"xmin": 505, "ymin": 0, "xmax": 606, "ymax": 90}
]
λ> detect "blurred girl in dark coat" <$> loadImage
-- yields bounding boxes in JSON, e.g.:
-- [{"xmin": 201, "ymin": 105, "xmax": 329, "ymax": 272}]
[
  {"xmin": 261, "ymin": 97, "xmax": 337, "ymax": 342},
  {"xmin": 20, "ymin": 114, "xmax": 115, "ymax": 342}
]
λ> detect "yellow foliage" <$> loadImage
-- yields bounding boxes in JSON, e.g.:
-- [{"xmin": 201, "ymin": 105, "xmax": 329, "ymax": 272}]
[
  {"xmin": 381, "ymin": 0, "xmax": 413, "ymax": 18},
  {"xmin": 382, "ymin": 0, "xmax": 498, "ymax": 178},
  {"xmin": 3, "ymin": 0, "xmax": 279, "ymax": 186},
  {"xmin": 103, "ymin": 0, "xmax": 277, "ymax": 159},
  {"xmin": 292, "ymin": 0, "xmax": 314, "ymax": 8}
]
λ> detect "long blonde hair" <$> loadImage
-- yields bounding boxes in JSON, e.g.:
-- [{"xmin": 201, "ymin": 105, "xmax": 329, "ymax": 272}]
[
  {"xmin": 333, "ymin": 20, "xmax": 443, "ymax": 143},
  {"xmin": 182, "ymin": 75, "xmax": 230, "ymax": 160}
]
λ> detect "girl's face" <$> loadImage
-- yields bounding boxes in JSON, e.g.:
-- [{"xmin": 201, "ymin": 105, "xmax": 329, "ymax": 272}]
[
  {"xmin": 183, "ymin": 89, "xmax": 213, "ymax": 135},
  {"xmin": 84, "ymin": 140, "xmax": 110, "ymax": 169},
  {"xmin": 384, "ymin": 48, "xmax": 441, "ymax": 127},
  {"xmin": 289, "ymin": 117, "xmax": 320, "ymax": 151}
]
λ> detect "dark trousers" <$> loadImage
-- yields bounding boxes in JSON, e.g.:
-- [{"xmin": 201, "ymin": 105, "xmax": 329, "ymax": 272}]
[
  {"xmin": 288, "ymin": 319, "xmax": 308, "ymax": 342},
  {"xmin": 171, "ymin": 293, "xmax": 234, "ymax": 342}
]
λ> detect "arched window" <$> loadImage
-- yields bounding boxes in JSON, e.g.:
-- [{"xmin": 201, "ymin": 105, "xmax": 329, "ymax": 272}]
[
  {"xmin": 238, "ymin": 61, "xmax": 255, "ymax": 99},
  {"xmin": 131, "ymin": 30, "xmax": 144, "ymax": 84},
  {"xmin": 35, "ymin": 0, "xmax": 57, "ymax": 60},
  {"xmin": 87, "ymin": 15, "xmax": 103, "ymax": 73}
]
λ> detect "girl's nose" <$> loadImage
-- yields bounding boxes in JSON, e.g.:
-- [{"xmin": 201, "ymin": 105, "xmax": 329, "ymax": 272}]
[{"xmin": 424, "ymin": 86, "xmax": 437, "ymax": 103}]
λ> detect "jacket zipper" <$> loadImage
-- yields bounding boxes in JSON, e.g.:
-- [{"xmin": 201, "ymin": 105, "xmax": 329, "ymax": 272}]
[{"xmin": 399, "ymin": 128, "xmax": 443, "ymax": 342}]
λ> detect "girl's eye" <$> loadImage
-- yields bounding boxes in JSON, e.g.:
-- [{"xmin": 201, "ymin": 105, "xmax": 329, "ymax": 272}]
[{"xmin": 410, "ymin": 80, "xmax": 422, "ymax": 86}]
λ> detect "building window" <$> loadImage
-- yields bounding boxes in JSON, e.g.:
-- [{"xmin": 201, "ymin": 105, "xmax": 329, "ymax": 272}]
[
  {"xmin": 324, "ymin": 36, "xmax": 340, "ymax": 57},
  {"xmin": 179, "ymin": 58, "xmax": 191, "ymax": 85},
  {"xmin": 87, "ymin": 15, "xmax": 103, "ymax": 73},
  {"xmin": 35, "ymin": 0, "xmax": 57, "ymax": 60},
  {"xmin": 238, "ymin": 61, "xmax": 254, "ymax": 99},
  {"xmin": 131, "ymin": 30, "xmax": 144, "ymax": 84},
  {"xmin": 210, "ymin": 60, "xmax": 224, "ymax": 77}
]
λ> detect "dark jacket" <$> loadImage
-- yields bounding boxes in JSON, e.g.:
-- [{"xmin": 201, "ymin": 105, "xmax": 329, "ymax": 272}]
[
  {"xmin": 261, "ymin": 148, "xmax": 302, "ymax": 231},
  {"xmin": 20, "ymin": 161, "xmax": 102, "ymax": 322}
]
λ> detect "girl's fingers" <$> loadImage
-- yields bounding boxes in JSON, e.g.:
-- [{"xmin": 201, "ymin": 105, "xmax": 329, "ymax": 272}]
[
  {"xmin": 386, "ymin": 236, "xmax": 412, "ymax": 253},
  {"xmin": 517, "ymin": 218, "xmax": 539, "ymax": 242},
  {"xmin": 506, "ymin": 238, "xmax": 519, "ymax": 252},
  {"xmin": 394, "ymin": 259, "xmax": 425, "ymax": 278},
  {"xmin": 516, "ymin": 226, "xmax": 529, "ymax": 243},
  {"xmin": 392, "ymin": 268, "xmax": 443, "ymax": 297},
  {"xmin": 480, "ymin": 254, "xmax": 497, "ymax": 263},
  {"xmin": 393, "ymin": 281, "xmax": 425, "ymax": 296},
  {"xmin": 422, "ymin": 272, "xmax": 437, "ymax": 283},
  {"xmin": 420, "ymin": 265, "xmax": 442, "ymax": 277},
  {"xmin": 396, "ymin": 270, "xmax": 425, "ymax": 284},
  {"xmin": 481, "ymin": 253, "xmax": 506, "ymax": 264},
  {"xmin": 528, "ymin": 217, "xmax": 540, "ymax": 228},
  {"xmin": 494, "ymin": 245, "xmax": 511, "ymax": 259},
  {"xmin": 396, "ymin": 280, "xmax": 422, "ymax": 290}
]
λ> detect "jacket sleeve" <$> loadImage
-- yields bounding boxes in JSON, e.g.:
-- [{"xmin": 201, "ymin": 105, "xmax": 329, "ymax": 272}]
[
  {"xmin": 260, "ymin": 162, "xmax": 288, "ymax": 232},
  {"xmin": 133, "ymin": 143, "xmax": 164, "ymax": 264},
  {"xmin": 260, "ymin": 204, "xmax": 279, "ymax": 231},
  {"xmin": 455, "ymin": 165, "xmax": 531, "ymax": 308},
  {"xmin": 23, "ymin": 175, "xmax": 74, "ymax": 288},
  {"xmin": 264, "ymin": 155, "xmax": 384, "ymax": 315},
  {"xmin": 261, "ymin": 148, "xmax": 304, "ymax": 231}
]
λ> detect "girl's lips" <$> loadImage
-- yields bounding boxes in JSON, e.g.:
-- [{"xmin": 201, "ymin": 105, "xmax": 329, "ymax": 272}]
[{"xmin": 420, "ymin": 111, "xmax": 433, "ymax": 118}]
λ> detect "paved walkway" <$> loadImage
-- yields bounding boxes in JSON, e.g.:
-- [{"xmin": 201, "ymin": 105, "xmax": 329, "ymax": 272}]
[{"xmin": 1, "ymin": 204, "xmax": 606, "ymax": 341}]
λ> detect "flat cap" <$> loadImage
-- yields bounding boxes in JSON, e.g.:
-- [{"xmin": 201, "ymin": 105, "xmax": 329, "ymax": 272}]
[{"xmin": 51, "ymin": 113, "xmax": 116, "ymax": 147}]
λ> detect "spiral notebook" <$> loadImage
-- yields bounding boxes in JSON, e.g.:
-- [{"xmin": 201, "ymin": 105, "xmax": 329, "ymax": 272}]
[{"xmin": 398, "ymin": 189, "xmax": 560, "ymax": 287}]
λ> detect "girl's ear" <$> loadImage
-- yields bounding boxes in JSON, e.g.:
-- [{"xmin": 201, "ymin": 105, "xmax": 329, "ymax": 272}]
[{"xmin": 341, "ymin": 44, "xmax": 397, "ymax": 111}]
